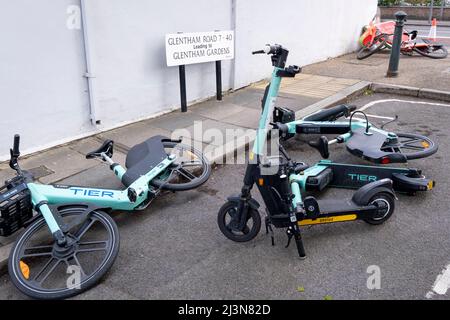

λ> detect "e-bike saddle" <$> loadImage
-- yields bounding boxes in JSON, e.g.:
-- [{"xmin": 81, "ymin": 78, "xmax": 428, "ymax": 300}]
[
  {"xmin": 346, "ymin": 128, "xmax": 407, "ymax": 164},
  {"xmin": 121, "ymin": 135, "xmax": 169, "ymax": 187}
]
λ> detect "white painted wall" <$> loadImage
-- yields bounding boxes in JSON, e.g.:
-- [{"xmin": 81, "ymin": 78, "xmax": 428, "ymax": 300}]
[
  {"xmin": 0, "ymin": 0, "xmax": 90, "ymax": 157},
  {"xmin": 0, "ymin": 0, "xmax": 377, "ymax": 159},
  {"xmin": 85, "ymin": 0, "xmax": 234, "ymax": 127},
  {"xmin": 234, "ymin": 0, "xmax": 378, "ymax": 88}
]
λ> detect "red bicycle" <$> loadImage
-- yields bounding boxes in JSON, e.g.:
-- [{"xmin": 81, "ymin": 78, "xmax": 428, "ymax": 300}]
[{"xmin": 357, "ymin": 21, "xmax": 448, "ymax": 60}]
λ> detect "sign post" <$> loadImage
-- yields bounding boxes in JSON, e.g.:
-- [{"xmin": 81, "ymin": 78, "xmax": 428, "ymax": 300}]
[
  {"xmin": 165, "ymin": 30, "xmax": 234, "ymax": 112},
  {"xmin": 179, "ymin": 65, "xmax": 187, "ymax": 112},
  {"xmin": 216, "ymin": 60, "xmax": 222, "ymax": 101}
]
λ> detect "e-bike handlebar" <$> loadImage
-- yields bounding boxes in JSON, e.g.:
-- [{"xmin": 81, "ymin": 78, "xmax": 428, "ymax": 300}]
[{"xmin": 13, "ymin": 134, "xmax": 20, "ymax": 156}]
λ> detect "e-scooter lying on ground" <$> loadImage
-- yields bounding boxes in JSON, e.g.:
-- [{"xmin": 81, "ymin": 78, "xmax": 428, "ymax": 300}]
[
  {"xmin": 1, "ymin": 135, "xmax": 210, "ymax": 299},
  {"xmin": 273, "ymin": 104, "xmax": 437, "ymax": 194},
  {"xmin": 217, "ymin": 44, "xmax": 396, "ymax": 258}
]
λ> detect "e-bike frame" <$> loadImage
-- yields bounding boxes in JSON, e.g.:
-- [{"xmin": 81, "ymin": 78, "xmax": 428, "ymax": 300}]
[{"xmin": 10, "ymin": 136, "xmax": 176, "ymax": 245}]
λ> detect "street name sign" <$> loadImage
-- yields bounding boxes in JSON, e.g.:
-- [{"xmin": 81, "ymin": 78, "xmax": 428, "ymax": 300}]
[{"xmin": 165, "ymin": 30, "xmax": 234, "ymax": 67}]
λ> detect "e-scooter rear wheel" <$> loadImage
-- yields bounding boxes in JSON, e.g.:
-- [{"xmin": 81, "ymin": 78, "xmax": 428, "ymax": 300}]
[
  {"xmin": 8, "ymin": 206, "xmax": 119, "ymax": 299},
  {"xmin": 364, "ymin": 193, "xmax": 395, "ymax": 225},
  {"xmin": 218, "ymin": 201, "xmax": 261, "ymax": 243}
]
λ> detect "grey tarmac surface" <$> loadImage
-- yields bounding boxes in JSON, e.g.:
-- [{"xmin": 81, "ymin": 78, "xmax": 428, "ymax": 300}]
[{"xmin": 0, "ymin": 93, "xmax": 449, "ymax": 300}]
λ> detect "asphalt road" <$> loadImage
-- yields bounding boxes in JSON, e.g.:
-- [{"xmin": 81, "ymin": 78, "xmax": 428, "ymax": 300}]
[
  {"xmin": 409, "ymin": 24, "xmax": 450, "ymax": 38},
  {"xmin": 0, "ymin": 93, "xmax": 449, "ymax": 300}
]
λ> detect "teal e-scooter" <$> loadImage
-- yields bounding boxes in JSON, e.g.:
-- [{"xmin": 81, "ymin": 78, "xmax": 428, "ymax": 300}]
[{"xmin": 217, "ymin": 44, "xmax": 396, "ymax": 258}]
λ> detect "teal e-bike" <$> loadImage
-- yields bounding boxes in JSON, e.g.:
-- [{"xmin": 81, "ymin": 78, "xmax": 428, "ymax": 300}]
[
  {"xmin": 217, "ymin": 44, "xmax": 396, "ymax": 258},
  {"xmin": 1, "ymin": 135, "xmax": 210, "ymax": 299}
]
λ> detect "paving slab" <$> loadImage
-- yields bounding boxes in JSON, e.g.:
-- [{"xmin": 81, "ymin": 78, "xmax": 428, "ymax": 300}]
[
  {"xmin": 190, "ymin": 100, "xmax": 245, "ymax": 121},
  {"xmin": 181, "ymin": 119, "xmax": 249, "ymax": 147},
  {"xmin": 275, "ymin": 94, "xmax": 321, "ymax": 112},
  {"xmin": 98, "ymin": 121, "xmax": 172, "ymax": 150},
  {"xmin": 0, "ymin": 243, "xmax": 12, "ymax": 274},
  {"xmin": 67, "ymin": 137, "xmax": 106, "ymax": 156},
  {"xmin": 222, "ymin": 88, "xmax": 264, "ymax": 109},
  {"xmin": 0, "ymin": 146, "xmax": 98, "ymax": 185},
  {"xmin": 148, "ymin": 110, "xmax": 208, "ymax": 132},
  {"xmin": 220, "ymin": 107, "xmax": 261, "ymax": 129}
]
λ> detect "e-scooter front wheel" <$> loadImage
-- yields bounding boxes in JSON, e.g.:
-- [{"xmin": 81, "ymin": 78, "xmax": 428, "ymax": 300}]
[
  {"xmin": 363, "ymin": 193, "xmax": 395, "ymax": 225},
  {"xmin": 9, "ymin": 206, "xmax": 119, "ymax": 299},
  {"xmin": 218, "ymin": 201, "xmax": 261, "ymax": 243}
]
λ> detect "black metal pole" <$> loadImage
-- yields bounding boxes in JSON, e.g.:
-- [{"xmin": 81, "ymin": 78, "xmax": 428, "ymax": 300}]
[
  {"xmin": 387, "ymin": 11, "xmax": 407, "ymax": 78},
  {"xmin": 179, "ymin": 65, "xmax": 187, "ymax": 112},
  {"xmin": 215, "ymin": 60, "xmax": 222, "ymax": 101}
]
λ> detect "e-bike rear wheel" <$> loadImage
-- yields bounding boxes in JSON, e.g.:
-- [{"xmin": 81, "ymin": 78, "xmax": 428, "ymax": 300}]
[
  {"xmin": 8, "ymin": 206, "xmax": 119, "ymax": 299},
  {"xmin": 364, "ymin": 193, "xmax": 395, "ymax": 225},
  {"xmin": 381, "ymin": 133, "xmax": 438, "ymax": 160},
  {"xmin": 218, "ymin": 201, "xmax": 261, "ymax": 243},
  {"xmin": 151, "ymin": 141, "xmax": 211, "ymax": 191}
]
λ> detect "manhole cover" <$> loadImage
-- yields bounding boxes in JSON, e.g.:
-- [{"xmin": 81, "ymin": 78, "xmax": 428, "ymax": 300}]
[{"xmin": 28, "ymin": 165, "xmax": 54, "ymax": 179}]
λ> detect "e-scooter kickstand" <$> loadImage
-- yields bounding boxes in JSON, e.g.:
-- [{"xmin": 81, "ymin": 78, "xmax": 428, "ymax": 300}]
[
  {"xmin": 285, "ymin": 210, "xmax": 307, "ymax": 259},
  {"xmin": 265, "ymin": 216, "xmax": 275, "ymax": 246}
]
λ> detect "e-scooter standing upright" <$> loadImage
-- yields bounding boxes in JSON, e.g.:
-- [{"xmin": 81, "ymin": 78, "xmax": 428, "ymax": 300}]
[{"xmin": 217, "ymin": 45, "xmax": 396, "ymax": 258}]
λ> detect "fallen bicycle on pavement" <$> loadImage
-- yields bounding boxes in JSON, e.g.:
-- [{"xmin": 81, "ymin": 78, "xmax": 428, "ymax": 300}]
[
  {"xmin": 1, "ymin": 134, "xmax": 210, "ymax": 299},
  {"xmin": 357, "ymin": 20, "xmax": 448, "ymax": 60}
]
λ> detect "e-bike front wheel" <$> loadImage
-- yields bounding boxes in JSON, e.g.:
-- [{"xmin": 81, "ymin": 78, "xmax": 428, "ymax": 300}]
[
  {"xmin": 8, "ymin": 206, "xmax": 119, "ymax": 299},
  {"xmin": 381, "ymin": 133, "xmax": 438, "ymax": 160},
  {"xmin": 151, "ymin": 141, "xmax": 211, "ymax": 191},
  {"xmin": 413, "ymin": 45, "xmax": 448, "ymax": 59},
  {"xmin": 364, "ymin": 193, "xmax": 395, "ymax": 225},
  {"xmin": 218, "ymin": 201, "xmax": 261, "ymax": 243}
]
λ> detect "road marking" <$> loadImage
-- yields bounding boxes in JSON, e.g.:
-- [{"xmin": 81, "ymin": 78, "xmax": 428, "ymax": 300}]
[
  {"xmin": 426, "ymin": 264, "xmax": 450, "ymax": 299},
  {"xmin": 359, "ymin": 99, "xmax": 450, "ymax": 113}
]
